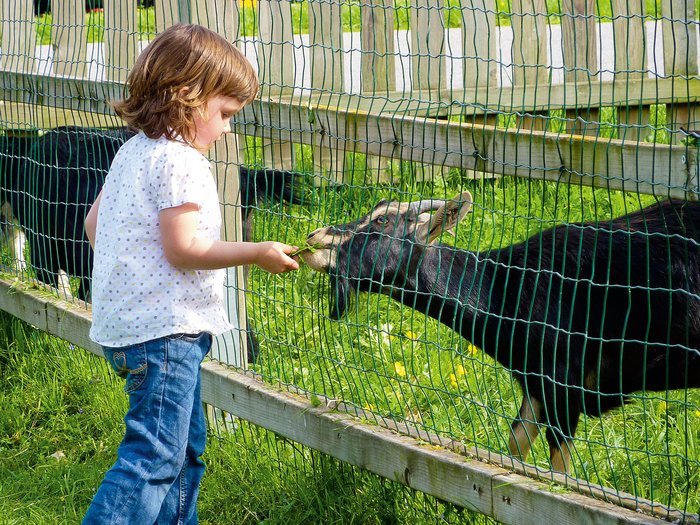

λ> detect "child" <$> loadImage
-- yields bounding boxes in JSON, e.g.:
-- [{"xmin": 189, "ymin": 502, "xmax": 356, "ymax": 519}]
[{"xmin": 82, "ymin": 23, "xmax": 299, "ymax": 524}]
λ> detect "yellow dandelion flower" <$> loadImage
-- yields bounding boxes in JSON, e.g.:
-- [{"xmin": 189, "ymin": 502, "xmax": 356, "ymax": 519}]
[
  {"xmin": 449, "ymin": 373, "xmax": 458, "ymax": 389},
  {"xmin": 394, "ymin": 361, "xmax": 406, "ymax": 377},
  {"xmin": 658, "ymin": 400, "xmax": 667, "ymax": 412},
  {"xmin": 405, "ymin": 330, "xmax": 419, "ymax": 340},
  {"xmin": 456, "ymin": 364, "xmax": 466, "ymax": 377},
  {"xmin": 694, "ymin": 410, "xmax": 700, "ymax": 418},
  {"xmin": 364, "ymin": 403, "xmax": 376, "ymax": 412},
  {"xmin": 466, "ymin": 342, "xmax": 479, "ymax": 356}
]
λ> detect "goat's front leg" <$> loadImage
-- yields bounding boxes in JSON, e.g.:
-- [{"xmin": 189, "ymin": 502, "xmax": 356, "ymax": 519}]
[{"xmin": 508, "ymin": 396, "xmax": 543, "ymax": 462}]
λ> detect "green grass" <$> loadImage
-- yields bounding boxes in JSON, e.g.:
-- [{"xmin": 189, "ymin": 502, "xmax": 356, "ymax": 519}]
[{"xmin": 0, "ymin": 311, "xmax": 495, "ymax": 524}]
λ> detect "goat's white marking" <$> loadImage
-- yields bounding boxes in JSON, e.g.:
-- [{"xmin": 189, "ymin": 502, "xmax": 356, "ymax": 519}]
[{"xmin": 1, "ymin": 203, "xmax": 27, "ymax": 272}]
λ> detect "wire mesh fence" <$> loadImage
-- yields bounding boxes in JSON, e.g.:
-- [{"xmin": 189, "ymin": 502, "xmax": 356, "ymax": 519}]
[{"xmin": 0, "ymin": 0, "xmax": 699, "ymax": 522}]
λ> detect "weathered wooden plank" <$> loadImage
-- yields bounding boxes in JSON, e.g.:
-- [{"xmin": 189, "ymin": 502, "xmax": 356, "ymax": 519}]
[
  {"xmin": 2, "ymin": 71, "xmax": 699, "ymax": 119},
  {"xmin": 1, "ymin": 73, "xmax": 697, "ymax": 199},
  {"xmin": 45, "ymin": 296, "xmax": 103, "ymax": 357},
  {"xmin": 612, "ymin": 0, "xmax": 648, "ymax": 142},
  {"xmin": 361, "ymin": 0, "xmax": 396, "ymax": 94},
  {"xmin": 510, "ymin": 0, "xmax": 548, "ymax": 132},
  {"xmin": 0, "ymin": 277, "xmax": 50, "ymax": 328},
  {"xmin": 308, "ymin": 0, "xmax": 345, "ymax": 180},
  {"xmin": 360, "ymin": 0, "xmax": 396, "ymax": 182},
  {"xmin": 461, "ymin": 0, "xmax": 498, "ymax": 92},
  {"xmin": 103, "ymin": 0, "xmax": 139, "ymax": 83},
  {"xmin": 200, "ymin": 365, "xmax": 675, "ymax": 525},
  {"xmin": 490, "ymin": 473, "xmax": 673, "ymax": 525},
  {"xmin": 561, "ymin": 0, "xmax": 599, "ymax": 135},
  {"xmin": 0, "ymin": 0, "xmax": 37, "ymax": 74},
  {"xmin": 258, "ymin": 0, "xmax": 295, "ymax": 169},
  {"xmin": 51, "ymin": 0, "xmax": 88, "ymax": 78},
  {"xmin": 0, "ymin": 101, "xmax": 124, "ymax": 130},
  {"xmin": 661, "ymin": 0, "xmax": 700, "ymax": 142},
  {"xmin": 410, "ymin": 0, "xmax": 446, "ymax": 98}
]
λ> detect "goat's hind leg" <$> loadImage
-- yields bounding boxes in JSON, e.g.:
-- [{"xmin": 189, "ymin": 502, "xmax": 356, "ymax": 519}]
[{"xmin": 508, "ymin": 396, "xmax": 543, "ymax": 463}]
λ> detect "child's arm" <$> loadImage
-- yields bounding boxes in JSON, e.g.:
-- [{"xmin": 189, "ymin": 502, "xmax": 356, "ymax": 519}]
[
  {"xmin": 159, "ymin": 203, "xmax": 299, "ymax": 274},
  {"xmin": 84, "ymin": 191, "xmax": 102, "ymax": 249}
]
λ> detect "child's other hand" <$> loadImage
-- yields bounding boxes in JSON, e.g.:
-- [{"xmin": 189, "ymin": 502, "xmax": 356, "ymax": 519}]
[{"xmin": 255, "ymin": 242, "xmax": 300, "ymax": 274}]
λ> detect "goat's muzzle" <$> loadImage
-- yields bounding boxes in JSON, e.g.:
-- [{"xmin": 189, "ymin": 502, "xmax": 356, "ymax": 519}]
[{"xmin": 300, "ymin": 226, "xmax": 342, "ymax": 273}]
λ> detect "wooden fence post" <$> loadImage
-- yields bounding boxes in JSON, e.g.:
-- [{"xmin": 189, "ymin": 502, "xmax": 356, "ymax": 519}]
[
  {"xmin": 461, "ymin": 0, "xmax": 498, "ymax": 179},
  {"xmin": 103, "ymin": 0, "xmax": 139, "ymax": 82},
  {"xmin": 151, "ymin": 0, "xmax": 249, "ymax": 365},
  {"xmin": 0, "ymin": 0, "xmax": 38, "ymax": 125},
  {"xmin": 308, "ymin": 0, "xmax": 345, "ymax": 183},
  {"xmin": 662, "ymin": 0, "xmax": 699, "ymax": 143},
  {"xmin": 410, "ymin": 0, "xmax": 447, "ymax": 182},
  {"xmin": 612, "ymin": 0, "xmax": 648, "ymax": 142},
  {"xmin": 511, "ymin": 0, "xmax": 548, "ymax": 132},
  {"xmin": 561, "ymin": 0, "xmax": 599, "ymax": 135},
  {"xmin": 257, "ymin": 0, "xmax": 296, "ymax": 170},
  {"xmin": 361, "ymin": 0, "xmax": 396, "ymax": 183},
  {"xmin": 199, "ymin": 0, "xmax": 250, "ymax": 367},
  {"xmin": 51, "ymin": 0, "xmax": 87, "ymax": 78}
]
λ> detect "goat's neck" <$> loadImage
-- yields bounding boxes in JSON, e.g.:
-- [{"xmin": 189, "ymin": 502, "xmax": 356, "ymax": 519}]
[{"xmin": 388, "ymin": 244, "xmax": 490, "ymax": 336}]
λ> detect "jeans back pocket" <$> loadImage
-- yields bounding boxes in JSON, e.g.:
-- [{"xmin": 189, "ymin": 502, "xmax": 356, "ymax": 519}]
[{"xmin": 104, "ymin": 345, "xmax": 148, "ymax": 393}]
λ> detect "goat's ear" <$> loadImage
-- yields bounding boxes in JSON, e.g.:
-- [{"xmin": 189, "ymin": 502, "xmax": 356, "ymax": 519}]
[
  {"xmin": 329, "ymin": 274, "xmax": 352, "ymax": 320},
  {"xmin": 415, "ymin": 191, "xmax": 473, "ymax": 244}
]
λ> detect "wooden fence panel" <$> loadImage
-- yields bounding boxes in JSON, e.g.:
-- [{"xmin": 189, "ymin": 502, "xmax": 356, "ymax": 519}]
[
  {"xmin": 662, "ymin": 0, "xmax": 699, "ymax": 142},
  {"xmin": 612, "ymin": 0, "xmax": 648, "ymax": 142},
  {"xmin": 103, "ymin": 0, "xmax": 138, "ymax": 82},
  {"xmin": 511, "ymin": 0, "xmax": 548, "ymax": 131},
  {"xmin": 308, "ymin": 0, "xmax": 345, "ymax": 181},
  {"xmin": 51, "ymin": 0, "xmax": 87, "ymax": 78},
  {"xmin": 0, "ymin": 0, "xmax": 36, "ymax": 76},
  {"xmin": 360, "ymin": 0, "xmax": 396, "ymax": 182},
  {"xmin": 561, "ymin": 0, "xmax": 599, "ymax": 135},
  {"xmin": 258, "ymin": 0, "xmax": 295, "ymax": 169}
]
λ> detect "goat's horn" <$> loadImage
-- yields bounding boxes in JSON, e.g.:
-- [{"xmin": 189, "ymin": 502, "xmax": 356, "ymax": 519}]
[{"xmin": 409, "ymin": 199, "xmax": 446, "ymax": 214}]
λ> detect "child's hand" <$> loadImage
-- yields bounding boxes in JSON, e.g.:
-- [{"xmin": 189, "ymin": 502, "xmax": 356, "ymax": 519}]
[{"xmin": 254, "ymin": 242, "xmax": 300, "ymax": 274}]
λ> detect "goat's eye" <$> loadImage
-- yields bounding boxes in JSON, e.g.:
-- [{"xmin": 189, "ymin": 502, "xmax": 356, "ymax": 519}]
[{"xmin": 374, "ymin": 215, "xmax": 388, "ymax": 225}]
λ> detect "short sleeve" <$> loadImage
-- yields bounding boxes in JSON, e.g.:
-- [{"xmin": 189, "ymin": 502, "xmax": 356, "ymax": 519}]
[{"xmin": 153, "ymin": 143, "xmax": 213, "ymax": 211}]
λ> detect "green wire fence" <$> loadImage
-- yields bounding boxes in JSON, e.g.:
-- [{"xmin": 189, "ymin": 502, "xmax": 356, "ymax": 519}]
[{"xmin": 0, "ymin": 0, "xmax": 699, "ymax": 523}]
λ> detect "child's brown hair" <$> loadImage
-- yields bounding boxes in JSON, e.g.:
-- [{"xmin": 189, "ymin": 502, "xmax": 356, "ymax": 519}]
[{"xmin": 113, "ymin": 24, "xmax": 258, "ymax": 144}]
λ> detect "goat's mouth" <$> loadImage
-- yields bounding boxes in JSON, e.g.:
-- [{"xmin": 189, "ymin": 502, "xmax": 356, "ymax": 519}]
[
  {"xmin": 299, "ymin": 246, "xmax": 333, "ymax": 272},
  {"xmin": 300, "ymin": 227, "xmax": 349, "ymax": 272}
]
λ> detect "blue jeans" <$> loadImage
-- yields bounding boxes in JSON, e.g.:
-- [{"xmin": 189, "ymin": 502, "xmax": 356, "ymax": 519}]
[{"xmin": 83, "ymin": 333, "xmax": 212, "ymax": 525}]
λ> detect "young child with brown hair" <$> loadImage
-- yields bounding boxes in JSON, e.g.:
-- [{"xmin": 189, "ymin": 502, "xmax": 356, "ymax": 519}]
[{"xmin": 82, "ymin": 23, "xmax": 299, "ymax": 524}]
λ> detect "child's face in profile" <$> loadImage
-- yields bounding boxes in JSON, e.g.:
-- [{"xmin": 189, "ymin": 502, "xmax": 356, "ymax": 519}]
[{"xmin": 192, "ymin": 95, "xmax": 245, "ymax": 153}]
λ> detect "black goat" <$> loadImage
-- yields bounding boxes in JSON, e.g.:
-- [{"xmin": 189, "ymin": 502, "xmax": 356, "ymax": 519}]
[
  {"xmin": 0, "ymin": 125, "xmax": 305, "ymax": 356},
  {"xmin": 301, "ymin": 191, "xmax": 700, "ymax": 473}
]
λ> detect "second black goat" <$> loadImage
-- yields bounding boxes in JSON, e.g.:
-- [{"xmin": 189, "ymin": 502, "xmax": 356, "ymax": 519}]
[{"xmin": 301, "ymin": 191, "xmax": 700, "ymax": 473}]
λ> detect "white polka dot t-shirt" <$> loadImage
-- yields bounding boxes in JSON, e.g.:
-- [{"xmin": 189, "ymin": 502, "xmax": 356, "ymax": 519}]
[{"xmin": 89, "ymin": 132, "xmax": 233, "ymax": 348}]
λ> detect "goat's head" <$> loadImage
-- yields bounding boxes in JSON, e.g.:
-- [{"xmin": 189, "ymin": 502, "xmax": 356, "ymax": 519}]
[{"xmin": 301, "ymin": 191, "xmax": 473, "ymax": 318}]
